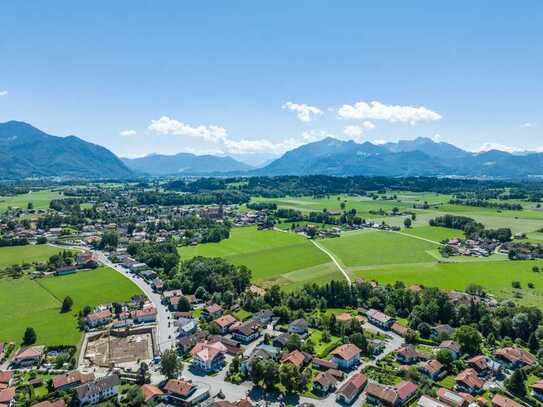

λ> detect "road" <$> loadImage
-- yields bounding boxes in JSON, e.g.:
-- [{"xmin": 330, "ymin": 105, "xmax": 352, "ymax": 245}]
[
  {"xmin": 95, "ymin": 251, "xmax": 176, "ymax": 352},
  {"xmin": 311, "ymin": 240, "xmax": 352, "ymax": 286}
]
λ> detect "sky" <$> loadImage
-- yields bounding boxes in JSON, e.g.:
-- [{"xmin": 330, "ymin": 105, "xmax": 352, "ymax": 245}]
[{"xmin": 1, "ymin": 1, "xmax": 542, "ymax": 165}]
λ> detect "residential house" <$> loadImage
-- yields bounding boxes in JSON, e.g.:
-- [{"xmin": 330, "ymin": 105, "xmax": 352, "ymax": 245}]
[
  {"xmin": 366, "ymin": 308, "xmax": 395, "ymax": 330},
  {"xmin": 176, "ymin": 318, "xmax": 198, "ymax": 337},
  {"xmin": 241, "ymin": 346, "xmax": 279, "ymax": 375},
  {"xmin": 494, "ymin": 347, "xmax": 537, "ymax": 369},
  {"xmin": 213, "ymin": 314, "xmax": 237, "ymax": 334},
  {"xmin": 313, "ymin": 371, "xmax": 337, "ymax": 395},
  {"xmin": 0, "ymin": 371, "xmax": 15, "ymax": 388},
  {"xmin": 288, "ymin": 319, "xmax": 309, "ymax": 336},
  {"xmin": 33, "ymin": 399, "xmax": 66, "ymax": 407},
  {"xmin": 455, "ymin": 368, "xmax": 485, "ymax": 394},
  {"xmin": 133, "ymin": 304, "xmax": 157, "ymax": 323},
  {"xmin": 163, "ymin": 379, "xmax": 204, "ymax": 405},
  {"xmin": 336, "ymin": 373, "xmax": 367, "ymax": 405},
  {"xmin": 11, "ymin": 346, "xmax": 45, "ymax": 367},
  {"xmin": 272, "ymin": 333, "xmax": 292, "ymax": 348},
  {"xmin": 280, "ymin": 350, "xmax": 306, "ymax": 370},
  {"xmin": 416, "ymin": 395, "xmax": 449, "ymax": 407},
  {"xmin": 396, "ymin": 345, "xmax": 420, "ymax": 365},
  {"xmin": 231, "ymin": 321, "xmax": 260, "ymax": 343},
  {"xmin": 438, "ymin": 340, "xmax": 461, "ymax": 359},
  {"xmin": 431, "ymin": 324, "xmax": 455, "ymax": 339},
  {"xmin": 52, "ymin": 371, "xmax": 95, "ymax": 391},
  {"xmin": 75, "ymin": 375, "xmax": 120, "ymax": 405},
  {"xmin": 330, "ymin": 343, "xmax": 361, "ymax": 370},
  {"xmin": 0, "ymin": 387, "xmax": 15, "ymax": 407},
  {"xmin": 252, "ymin": 310, "xmax": 274, "ymax": 326},
  {"xmin": 312, "ymin": 358, "xmax": 338, "ymax": 371},
  {"xmin": 369, "ymin": 339, "xmax": 386, "ymax": 356},
  {"xmin": 76, "ymin": 251, "xmax": 98, "ymax": 268},
  {"xmin": 190, "ymin": 341, "xmax": 226, "ymax": 372},
  {"xmin": 208, "ymin": 335, "xmax": 243, "ymax": 354},
  {"xmin": 395, "ymin": 381, "xmax": 419, "ymax": 406},
  {"xmin": 178, "ymin": 331, "xmax": 206, "ymax": 355},
  {"xmin": 419, "ymin": 359, "xmax": 445, "ymax": 380},
  {"xmin": 436, "ymin": 388, "xmax": 470, "ymax": 407},
  {"xmin": 530, "ymin": 379, "xmax": 543, "ymax": 402},
  {"xmin": 336, "ymin": 313, "xmax": 353, "ymax": 324},
  {"xmin": 466, "ymin": 355, "xmax": 491, "ymax": 376},
  {"xmin": 491, "ymin": 394, "xmax": 522, "ymax": 407},
  {"xmin": 141, "ymin": 384, "xmax": 163, "ymax": 404},
  {"xmin": 391, "ymin": 323, "xmax": 411, "ymax": 338},
  {"xmin": 366, "ymin": 381, "xmax": 418, "ymax": 407},
  {"xmin": 86, "ymin": 309, "xmax": 112, "ymax": 329},
  {"xmin": 202, "ymin": 303, "xmax": 223, "ymax": 319}
]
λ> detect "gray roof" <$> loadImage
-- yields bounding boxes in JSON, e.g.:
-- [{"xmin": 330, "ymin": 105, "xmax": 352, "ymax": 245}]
[{"xmin": 76, "ymin": 374, "xmax": 120, "ymax": 399}]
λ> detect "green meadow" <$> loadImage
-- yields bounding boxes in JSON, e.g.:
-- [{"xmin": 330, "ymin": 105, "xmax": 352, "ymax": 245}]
[
  {"xmin": 0, "ymin": 190, "xmax": 63, "ymax": 212},
  {"xmin": 179, "ymin": 226, "xmax": 342, "ymax": 288},
  {"xmin": 0, "ymin": 244, "xmax": 73, "ymax": 269},
  {"xmin": 0, "ymin": 267, "xmax": 142, "ymax": 346}
]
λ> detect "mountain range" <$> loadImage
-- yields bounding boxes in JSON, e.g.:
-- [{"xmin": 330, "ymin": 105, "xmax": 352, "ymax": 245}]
[{"xmin": 1, "ymin": 120, "xmax": 543, "ymax": 179}]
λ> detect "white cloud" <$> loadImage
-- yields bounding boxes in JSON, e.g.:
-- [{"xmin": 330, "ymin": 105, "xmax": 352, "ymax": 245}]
[
  {"xmin": 148, "ymin": 116, "xmax": 228, "ymax": 142},
  {"xmin": 474, "ymin": 143, "xmax": 525, "ymax": 153},
  {"xmin": 522, "ymin": 122, "xmax": 533, "ymax": 128},
  {"xmin": 432, "ymin": 133, "xmax": 442, "ymax": 142},
  {"xmin": 224, "ymin": 138, "xmax": 302, "ymax": 155},
  {"xmin": 282, "ymin": 101, "xmax": 323, "ymax": 122},
  {"xmin": 343, "ymin": 121, "xmax": 375, "ymax": 141},
  {"xmin": 120, "ymin": 129, "xmax": 137, "ymax": 136},
  {"xmin": 337, "ymin": 100, "xmax": 442, "ymax": 125},
  {"xmin": 301, "ymin": 130, "xmax": 336, "ymax": 143},
  {"xmin": 0, "ymin": 90, "xmax": 8, "ymax": 97},
  {"xmin": 373, "ymin": 139, "xmax": 387, "ymax": 145}
]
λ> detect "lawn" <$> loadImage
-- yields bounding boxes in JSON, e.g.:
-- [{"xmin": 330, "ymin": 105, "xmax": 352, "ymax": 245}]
[
  {"xmin": 0, "ymin": 190, "xmax": 63, "ymax": 212},
  {"xmin": 320, "ymin": 230, "xmax": 439, "ymax": 269},
  {"xmin": 179, "ymin": 226, "xmax": 339, "ymax": 288},
  {"xmin": 0, "ymin": 244, "xmax": 74, "ymax": 269},
  {"xmin": 401, "ymin": 226, "xmax": 464, "ymax": 243},
  {"xmin": 352, "ymin": 260, "xmax": 543, "ymax": 307},
  {"xmin": 0, "ymin": 267, "xmax": 142, "ymax": 346}
]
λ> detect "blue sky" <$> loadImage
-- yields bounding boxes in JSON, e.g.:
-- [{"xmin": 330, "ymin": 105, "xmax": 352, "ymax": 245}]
[{"xmin": 1, "ymin": 1, "xmax": 542, "ymax": 165}]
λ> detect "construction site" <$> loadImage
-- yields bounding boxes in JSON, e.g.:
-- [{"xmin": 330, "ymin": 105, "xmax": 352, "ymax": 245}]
[{"xmin": 80, "ymin": 326, "xmax": 158, "ymax": 368}]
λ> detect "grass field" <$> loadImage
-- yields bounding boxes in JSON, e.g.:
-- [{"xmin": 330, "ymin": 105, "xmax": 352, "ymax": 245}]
[
  {"xmin": 0, "ymin": 190, "xmax": 63, "ymax": 212},
  {"xmin": 0, "ymin": 244, "xmax": 74, "ymax": 269},
  {"xmin": 401, "ymin": 226, "xmax": 464, "ymax": 243},
  {"xmin": 0, "ymin": 267, "xmax": 142, "ymax": 346},
  {"xmin": 320, "ymin": 230, "xmax": 439, "ymax": 269},
  {"xmin": 179, "ymin": 226, "xmax": 341, "ymax": 288},
  {"xmin": 352, "ymin": 260, "xmax": 543, "ymax": 307}
]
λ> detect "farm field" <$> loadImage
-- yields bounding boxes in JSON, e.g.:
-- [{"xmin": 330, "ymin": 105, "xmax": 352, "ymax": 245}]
[
  {"xmin": 179, "ymin": 226, "xmax": 340, "ymax": 288},
  {"xmin": 400, "ymin": 226, "xmax": 464, "ymax": 243},
  {"xmin": 0, "ymin": 267, "xmax": 142, "ymax": 346},
  {"xmin": 351, "ymin": 260, "xmax": 543, "ymax": 307},
  {"xmin": 320, "ymin": 229, "xmax": 439, "ymax": 269},
  {"xmin": 0, "ymin": 244, "xmax": 75, "ymax": 269},
  {"xmin": 0, "ymin": 190, "xmax": 63, "ymax": 211}
]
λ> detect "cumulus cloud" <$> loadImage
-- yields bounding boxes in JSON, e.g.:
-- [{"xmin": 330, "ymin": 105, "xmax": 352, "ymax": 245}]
[
  {"xmin": 343, "ymin": 121, "xmax": 376, "ymax": 141},
  {"xmin": 0, "ymin": 90, "xmax": 8, "ymax": 97},
  {"xmin": 148, "ymin": 116, "xmax": 228, "ymax": 142},
  {"xmin": 120, "ymin": 129, "xmax": 137, "ymax": 136},
  {"xmin": 337, "ymin": 100, "xmax": 442, "ymax": 125},
  {"xmin": 301, "ymin": 130, "xmax": 336, "ymax": 143},
  {"xmin": 282, "ymin": 101, "xmax": 323, "ymax": 122},
  {"xmin": 474, "ymin": 143, "xmax": 525, "ymax": 153}
]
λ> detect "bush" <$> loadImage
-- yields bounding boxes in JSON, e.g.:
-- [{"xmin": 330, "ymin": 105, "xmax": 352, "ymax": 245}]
[{"xmin": 512, "ymin": 281, "xmax": 522, "ymax": 289}]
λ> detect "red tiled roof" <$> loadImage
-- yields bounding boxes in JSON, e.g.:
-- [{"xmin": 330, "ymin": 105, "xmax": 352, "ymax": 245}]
[
  {"xmin": 14, "ymin": 346, "xmax": 44, "ymax": 360},
  {"xmin": 214, "ymin": 314, "xmax": 236, "ymax": 328},
  {"xmin": 164, "ymin": 379, "xmax": 194, "ymax": 397},
  {"xmin": 191, "ymin": 341, "xmax": 227, "ymax": 362},
  {"xmin": 87, "ymin": 309, "xmax": 112, "ymax": 321},
  {"xmin": 337, "ymin": 373, "xmax": 367, "ymax": 400},
  {"xmin": 0, "ymin": 387, "xmax": 15, "ymax": 404},
  {"xmin": 336, "ymin": 313, "xmax": 353, "ymax": 322},
  {"xmin": 495, "ymin": 347, "xmax": 536, "ymax": 366},
  {"xmin": 530, "ymin": 379, "xmax": 543, "ymax": 391},
  {"xmin": 491, "ymin": 394, "xmax": 522, "ymax": 407},
  {"xmin": 281, "ymin": 350, "xmax": 305, "ymax": 368},
  {"xmin": 33, "ymin": 399, "xmax": 66, "ymax": 407},
  {"xmin": 331, "ymin": 343, "xmax": 361, "ymax": 361},
  {"xmin": 366, "ymin": 382, "xmax": 398, "ymax": 405},
  {"xmin": 52, "ymin": 371, "xmax": 95, "ymax": 389},
  {"xmin": 394, "ymin": 380, "xmax": 418, "ymax": 400},
  {"xmin": 456, "ymin": 368, "xmax": 485, "ymax": 390},
  {"xmin": 0, "ymin": 372, "xmax": 12, "ymax": 385},
  {"xmin": 314, "ymin": 371, "xmax": 337, "ymax": 387},
  {"xmin": 141, "ymin": 384, "xmax": 163, "ymax": 402},
  {"xmin": 421, "ymin": 359, "xmax": 444, "ymax": 375},
  {"xmin": 467, "ymin": 355, "xmax": 488, "ymax": 371}
]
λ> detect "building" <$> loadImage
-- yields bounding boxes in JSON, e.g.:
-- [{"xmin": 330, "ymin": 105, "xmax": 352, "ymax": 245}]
[
  {"xmin": 75, "ymin": 375, "xmax": 120, "ymax": 405},
  {"xmin": 11, "ymin": 346, "xmax": 45, "ymax": 367},
  {"xmin": 430, "ymin": 324, "xmax": 455, "ymax": 339},
  {"xmin": 491, "ymin": 394, "xmax": 522, "ymax": 407},
  {"xmin": 141, "ymin": 384, "xmax": 164, "ymax": 404},
  {"xmin": 366, "ymin": 308, "xmax": 395, "ymax": 330},
  {"xmin": 280, "ymin": 350, "xmax": 306, "ymax": 369},
  {"xmin": 336, "ymin": 373, "xmax": 367, "ymax": 404},
  {"xmin": 52, "ymin": 371, "xmax": 95, "ymax": 391},
  {"xmin": 313, "ymin": 371, "xmax": 337, "ymax": 395},
  {"xmin": 366, "ymin": 381, "xmax": 418, "ymax": 406},
  {"xmin": 203, "ymin": 303, "xmax": 223, "ymax": 319},
  {"xmin": 416, "ymin": 395, "xmax": 449, "ymax": 407},
  {"xmin": 176, "ymin": 318, "xmax": 198, "ymax": 337},
  {"xmin": 163, "ymin": 379, "xmax": 197, "ymax": 404},
  {"xmin": 86, "ymin": 309, "xmax": 112, "ymax": 329},
  {"xmin": 231, "ymin": 321, "xmax": 260, "ymax": 343},
  {"xmin": 213, "ymin": 314, "xmax": 237, "ymax": 334},
  {"xmin": 312, "ymin": 358, "xmax": 338, "ymax": 371},
  {"xmin": 133, "ymin": 304, "xmax": 157, "ymax": 323},
  {"xmin": 466, "ymin": 355, "xmax": 491, "ymax": 376},
  {"xmin": 455, "ymin": 368, "xmax": 485, "ymax": 394},
  {"xmin": 494, "ymin": 347, "xmax": 537, "ymax": 369},
  {"xmin": 0, "ymin": 371, "xmax": 15, "ymax": 387},
  {"xmin": 33, "ymin": 399, "xmax": 66, "ymax": 407},
  {"xmin": 419, "ymin": 359, "xmax": 445, "ymax": 380},
  {"xmin": 190, "ymin": 341, "xmax": 226, "ymax": 372},
  {"xmin": 436, "ymin": 388, "xmax": 469, "ymax": 407},
  {"xmin": 396, "ymin": 345, "xmax": 420, "ymax": 364},
  {"xmin": 0, "ymin": 387, "xmax": 16, "ymax": 407},
  {"xmin": 288, "ymin": 318, "xmax": 309, "ymax": 335},
  {"xmin": 438, "ymin": 340, "xmax": 461, "ymax": 359},
  {"xmin": 252, "ymin": 309, "xmax": 274, "ymax": 326},
  {"xmin": 530, "ymin": 379, "xmax": 543, "ymax": 401},
  {"xmin": 330, "ymin": 343, "xmax": 361, "ymax": 370}
]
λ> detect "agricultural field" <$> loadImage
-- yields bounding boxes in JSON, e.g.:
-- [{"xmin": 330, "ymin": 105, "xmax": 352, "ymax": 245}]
[
  {"xmin": 0, "ymin": 244, "xmax": 74, "ymax": 270},
  {"xmin": 0, "ymin": 267, "xmax": 142, "ymax": 346},
  {"xmin": 351, "ymin": 260, "xmax": 543, "ymax": 307},
  {"xmin": 400, "ymin": 226, "xmax": 464, "ymax": 243},
  {"xmin": 179, "ymin": 226, "xmax": 342, "ymax": 288},
  {"xmin": 0, "ymin": 190, "xmax": 63, "ymax": 212}
]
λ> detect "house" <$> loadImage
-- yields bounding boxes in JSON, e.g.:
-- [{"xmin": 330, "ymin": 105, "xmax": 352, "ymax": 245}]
[
  {"xmin": 530, "ymin": 379, "xmax": 543, "ymax": 401},
  {"xmin": 330, "ymin": 343, "xmax": 361, "ymax": 370},
  {"xmin": 76, "ymin": 251, "xmax": 98, "ymax": 267},
  {"xmin": 252, "ymin": 309, "xmax": 274, "ymax": 326},
  {"xmin": 190, "ymin": 341, "xmax": 227, "ymax": 372},
  {"xmin": 366, "ymin": 381, "xmax": 418, "ymax": 406},
  {"xmin": 369, "ymin": 339, "xmax": 386, "ymax": 355},
  {"xmin": 288, "ymin": 318, "xmax": 309, "ymax": 335},
  {"xmin": 213, "ymin": 314, "xmax": 237, "ymax": 334},
  {"xmin": 133, "ymin": 304, "xmax": 157, "ymax": 323},
  {"xmin": 436, "ymin": 388, "xmax": 470, "ymax": 407},
  {"xmin": 55, "ymin": 265, "xmax": 77, "ymax": 276},
  {"xmin": 86, "ymin": 309, "xmax": 112, "ymax": 329},
  {"xmin": 11, "ymin": 346, "xmax": 45, "ymax": 367},
  {"xmin": 416, "ymin": 395, "xmax": 449, "ymax": 407},
  {"xmin": 313, "ymin": 371, "xmax": 337, "ymax": 394},
  {"xmin": 312, "ymin": 358, "xmax": 338, "ymax": 371},
  {"xmin": 241, "ymin": 346, "xmax": 279, "ymax": 375},
  {"xmin": 231, "ymin": 321, "xmax": 260, "ymax": 343},
  {"xmin": 336, "ymin": 373, "xmax": 367, "ymax": 404},
  {"xmin": 33, "ymin": 399, "xmax": 66, "ymax": 407},
  {"xmin": 336, "ymin": 313, "xmax": 353, "ymax": 324},
  {"xmin": 491, "ymin": 394, "xmax": 522, "ymax": 407},
  {"xmin": 178, "ymin": 331, "xmax": 207, "ymax": 354},
  {"xmin": 141, "ymin": 384, "xmax": 163, "ymax": 404},
  {"xmin": 52, "ymin": 371, "xmax": 95, "ymax": 391},
  {"xmin": 208, "ymin": 335, "xmax": 243, "ymax": 354},
  {"xmin": 455, "ymin": 368, "xmax": 485, "ymax": 394},
  {"xmin": 396, "ymin": 345, "xmax": 419, "ymax": 364},
  {"xmin": 391, "ymin": 323, "xmax": 411, "ymax": 338},
  {"xmin": 466, "ymin": 355, "xmax": 491, "ymax": 376},
  {"xmin": 395, "ymin": 381, "xmax": 419, "ymax": 406},
  {"xmin": 202, "ymin": 303, "xmax": 223, "ymax": 319},
  {"xmin": 366, "ymin": 308, "xmax": 395, "ymax": 330},
  {"xmin": 0, "ymin": 371, "xmax": 15, "ymax": 388},
  {"xmin": 280, "ymin": 350, "xmax": 306, "ymax": 369},
  {"xmin": 419, "ymin": 359, "xmax": 445, "ymax": 380},
  {"xmin": 0, "ymin": 387, "xmax": 15, "ymax": 407},
  {"xmin": 431, "ymin": 324, "xmax": 455, "ymax": 339},
  {"xmin": 272, "ymin": 333, "xmax": 292, "ymax": 348},
  {"xmin": 494, "ymin": 347, "xmax": 537, "ymax": 369},
  {"xmin": 176, "ymin": 318, "xmax": 198, "ymax": 337},
  {"xmin": 438, "ymin": 340, "xmax": 461, "ymax": 359},
  {"xmin": 163, "ymin": 379, "xmax": 199, "ymax": 404},
  {"xmin": 75, "ymin": 374, "xmax": 121, "ymax": 405}
]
